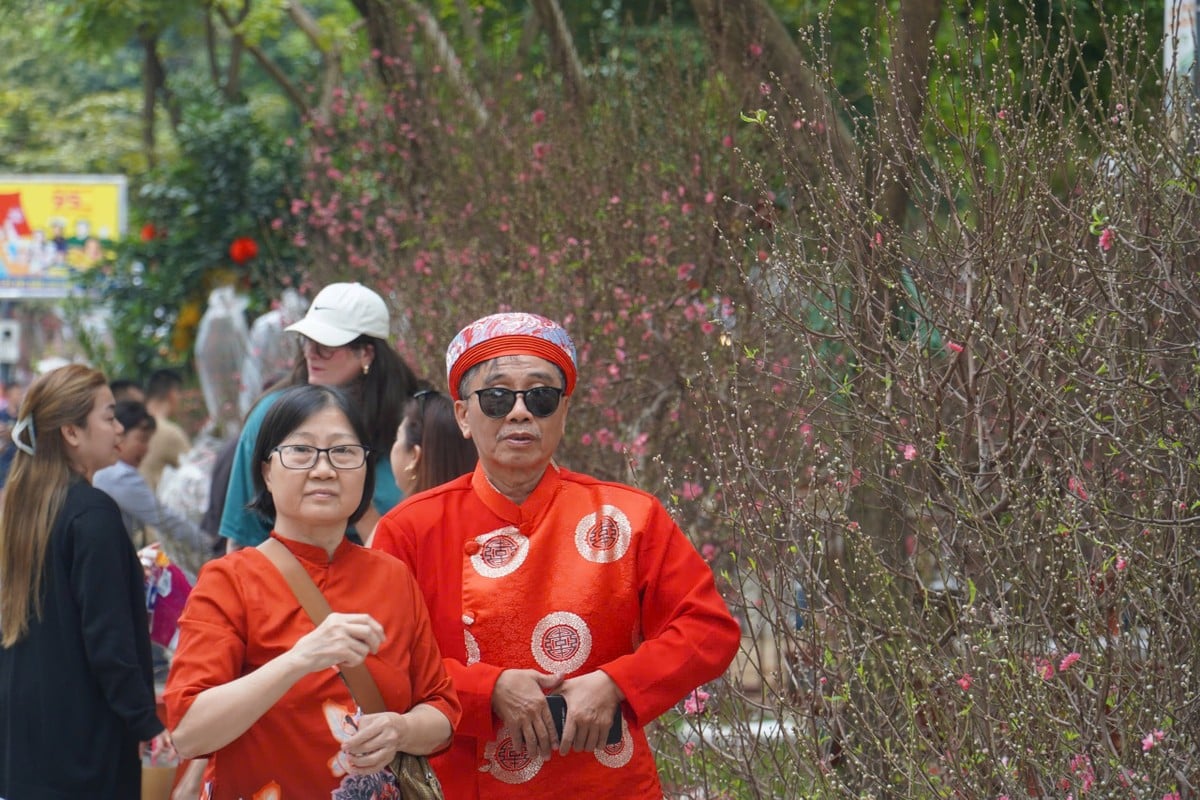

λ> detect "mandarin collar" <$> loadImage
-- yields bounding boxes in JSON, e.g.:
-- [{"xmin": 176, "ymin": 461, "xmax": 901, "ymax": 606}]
[
  {"xmin": 470, "ymin": 461, "xmax": 562, "ymax": 524},
  {"xmin": 267, "ymin": 530, "xmax": 355, "ymax": 565}
]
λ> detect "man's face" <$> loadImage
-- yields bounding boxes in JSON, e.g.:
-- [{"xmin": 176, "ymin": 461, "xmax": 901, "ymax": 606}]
[
  {"xmin": 455, "ymin": 354, "xmax": 568, "ymax": 485},
  {"xmin": 117, "ymin": 423, "xmax": 154, "ymax": 468}
]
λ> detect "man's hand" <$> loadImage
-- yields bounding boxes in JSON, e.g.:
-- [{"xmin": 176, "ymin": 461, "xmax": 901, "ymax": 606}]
[
  {"xmin": 557, "ymin": 670, "xmax": 624, "ymax": 755},
  {"xmin": 491, "ymin": 669, "xmax": 563, "ymax": 760}
]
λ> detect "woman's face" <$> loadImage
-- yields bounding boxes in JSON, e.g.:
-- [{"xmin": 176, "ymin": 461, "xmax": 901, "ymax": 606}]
[
  {"xmin": 390, "ymin": 417, "xmax": 419, "ymax": 495},
  {"xmin": 302, "ymin": 338, "xmax": 374, "ymax": 388},
  {"xmin": 262, "ymin": 405, "xmax": 367, "ymax": 532},
  {"xmin": 64, "ymin": 386, "xmax": 123, "ymax": 482}
]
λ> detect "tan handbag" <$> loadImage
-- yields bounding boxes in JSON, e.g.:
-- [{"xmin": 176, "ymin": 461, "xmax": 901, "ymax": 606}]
[{"xmin": 260, "ymin": 538, "xmax": 445, "ymax": 800}]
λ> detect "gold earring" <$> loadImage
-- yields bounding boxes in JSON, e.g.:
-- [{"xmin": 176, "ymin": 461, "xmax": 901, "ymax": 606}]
[{"xmin": 362, "ymin": 362, "xmax": 370, "ymax": 376}]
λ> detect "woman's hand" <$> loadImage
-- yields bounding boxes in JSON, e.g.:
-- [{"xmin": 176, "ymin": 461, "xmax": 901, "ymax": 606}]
[
  {"xmin": 288, "ymin": 612, "xmax": 385, "ymax": 673},
  {"xmin": 342, "ymin": 711, "xmax": 405, "ymax": 774},
  {"xmin": 139, "ymin": 729, "xmax": 177, "ymax": 763}
]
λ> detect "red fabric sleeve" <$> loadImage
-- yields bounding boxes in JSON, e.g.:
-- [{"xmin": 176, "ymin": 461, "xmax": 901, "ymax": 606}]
[
  {"xmin": 375, "ymin": 511, "xmax": 503, "ymax": 739},
  {"xmin": 162, "ymin": 559, "xmax": 248, "ymax": 738},
  {"xmin": 396, "ymin": 558, "xmax": 462, "ymax": 734},
  {"xmin": 598, "ymin": 502, "xmax": 741, "ymax": 727}
]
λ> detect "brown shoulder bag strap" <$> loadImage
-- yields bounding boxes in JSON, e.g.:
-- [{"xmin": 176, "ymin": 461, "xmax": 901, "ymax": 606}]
[{"xmin": 258, "ymin": 537, "xmax": 387, "ymax": 715}]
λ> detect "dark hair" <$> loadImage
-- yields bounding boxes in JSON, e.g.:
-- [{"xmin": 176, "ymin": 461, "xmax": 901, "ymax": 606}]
[
  {"xmin": 146, "ymin": 368, "xmax": 183, "ymax": 401},
  {"xmin": 402, "ymin": 390, "xmax": 477, "ymax": 494},
  {"xmin": 248, "ymin": 385, "xmax": 376, "ymax": 525},
  {"xmin": 280, "ymin": 334, "xmax": 420, "ymax": 455},
  {"xmin": 109, "ymin": 378, "xmax": 143, "ymax": 401},
  {"xmin": 114, "ymin": 400, "xmax": 156, "ymax": 433}
]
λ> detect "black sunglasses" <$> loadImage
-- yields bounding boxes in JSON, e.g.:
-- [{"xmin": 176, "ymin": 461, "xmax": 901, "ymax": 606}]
[{"xmin": 471, "ymin": 387, "xmax": 564, "ymax": 418}]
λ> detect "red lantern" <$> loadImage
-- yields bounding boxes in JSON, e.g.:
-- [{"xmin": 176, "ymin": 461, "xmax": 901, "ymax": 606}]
[
  {"xmin": 140, "ymin": 223, "xmax": 157, "ymax": 242},
  {"xmin": 229, "ymin": 237, "xmax": 259, "ymax": 264}
]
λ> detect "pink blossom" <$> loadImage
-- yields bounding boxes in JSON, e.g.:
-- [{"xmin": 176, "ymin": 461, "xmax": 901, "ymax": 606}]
[
  {"xmin": 704, "ymin": 191, "xmax": 716, "ymax": 204},
  {"xmin": 1068, "ymin": 475, "xmax": 1089, "ymax": 500},
  {"xmin": 947, "ymin": 341, "xmax": 964, "ymax": 353},
  {"xmin": 997, "ymin": 109, "xmax": 1008, "ymax": 120},
  {"xmin": 1058, "ymin": 652, "xmax": 1080, "ymax": 671},
  {"xmin": 609, "ymin": 195, "xmax": 621, "ymax": 205},
  {"xmin": 683, "ymin": 741, "xmax": 696, "ymax": 757},
  {"xmin": 683, "ymin": 688, "xmax": 711, "ymax": 715},
  {"xmin": 748, "ymin": 42, "xmax": 763, "ymax": 58},
  {"xmin": 531, "ymin": 108, "xmax": 546, "ymax": 126},
  {"xmin": 1163, "ymin": 793, "xmax": 1181, "ymax": 800},
  {"xmin": 901, "ymin": 443, "xmax": 917, "ymax": 461},
  {"xmin": 1116, "ymin": 556, "xmax": 1127, "ymax": 571},
  {"xmin": 957, "ymin": 673, "xmax": 972, "ymax": 691},
  {"xmin": 676, "ymin": 262, "xmax": 696, "ymax": 281},
  {"xmin": 1036, "ymin": 657, "xmax": 1055, "ymax": 680},
  {"xmin": 700, "ymin": 543, "xmax": 716, "ymax": 561},
  {"xmin": 722, "ymin": 135, "xmax": 733, "ymax": 148},
  {"xmin": 1099, "ymin": 227, "xmax": 1114, "ymax": 252},
  {"xmin": 1141, "ymin": 729, "xmax": 1165, "ymax": 752},
  {"xmin": 680, "ymin": 481, "xmax": 703, "ymax": 501},
  {"xmin": 532, "ymin": 141, "xmax": 549, "ymax": 160}
]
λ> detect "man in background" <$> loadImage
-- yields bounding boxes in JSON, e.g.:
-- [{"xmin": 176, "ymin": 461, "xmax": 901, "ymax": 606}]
[
  {"xmin": 140, "ymin": 368, "xmax": 190, "ymax": 492},
  {"xmin": 94, "ymin": 400, "xmax": 208, "ymax": 581},
  {"xmin": 109, "ymin": 377, "xmax": 144, "ymax": 403}
]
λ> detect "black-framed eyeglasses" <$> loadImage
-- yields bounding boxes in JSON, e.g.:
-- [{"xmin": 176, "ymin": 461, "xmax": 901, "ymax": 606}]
[
  {"xmin": 269, "ymin": 444, "xmax": 371, "ymax": 470},
  {"xmin": 471, "ymin": 386, "xmax": 564, "ymax": 418}
]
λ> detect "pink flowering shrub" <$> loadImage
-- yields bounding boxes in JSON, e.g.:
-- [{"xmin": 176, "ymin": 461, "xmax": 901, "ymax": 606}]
[{"xmin": 282, "ymin": 9, "xmax": 1195, "ymax": 800}]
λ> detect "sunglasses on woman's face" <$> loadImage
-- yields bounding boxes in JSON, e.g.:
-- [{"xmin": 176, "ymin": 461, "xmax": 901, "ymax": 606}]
[{"xmin": 471, "ymin": 386, "xmax": 564, "ymax": 418}]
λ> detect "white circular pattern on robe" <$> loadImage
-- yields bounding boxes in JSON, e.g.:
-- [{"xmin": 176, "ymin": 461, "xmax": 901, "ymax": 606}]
[
  {"xmin": 470, "ymin": 527, "xmax": 529, "ymax": 578},
  {"xmin": 531, "ymin": 611, "xmax": 592, "ymax": 674},
  {"xmin": 464, "ymin": 629, "xmax": 480, "ymax": 666},
  {"xmin": 574, "ymin": 505, "xmax": 632, "ymax": 563},
  {"xmin": 594, "ymin": 717, "xmax": 634, "ymax": 768},
  {"xmin": 481, "ymin": 726, "xmax": 544, "ymax": 784}
]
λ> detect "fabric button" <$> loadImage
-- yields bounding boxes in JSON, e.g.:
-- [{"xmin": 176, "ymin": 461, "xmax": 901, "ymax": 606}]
[{"xmin": 464, "ymin": 541, "xmax": 481, "ymax": 555}]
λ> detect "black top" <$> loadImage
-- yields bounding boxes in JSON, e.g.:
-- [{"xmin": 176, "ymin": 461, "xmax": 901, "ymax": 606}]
[{"xmin": 0, "ymin": 479, "xmax": 163, "ymax": 799}]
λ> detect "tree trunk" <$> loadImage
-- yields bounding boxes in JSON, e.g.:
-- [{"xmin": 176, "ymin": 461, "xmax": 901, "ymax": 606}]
[
  {"xmin": 877, "ymin": 0, "xmax": 943, "ymax": 228},
  {"xmin": 690, "ymin": 0, "xmax": 858, "ymax": 179},
  {"xmin": 349, "ymin": 0, "xmax": 414, "ymax": 88},
  {"xmin": 529, "ymin": 0, "xmax": 590, "ymax": 105},
  {"xmin": 139, "ymin": 29, "xmax": 164, "ymax": 168}
]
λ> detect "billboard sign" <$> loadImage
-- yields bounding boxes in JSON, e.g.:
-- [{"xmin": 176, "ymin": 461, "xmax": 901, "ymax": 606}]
[{"xmin": 0, "ymin": 174, "xmax": 127, "ymax": 299}]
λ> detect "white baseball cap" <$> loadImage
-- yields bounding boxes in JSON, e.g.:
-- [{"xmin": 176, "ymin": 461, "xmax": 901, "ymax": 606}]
[{"xmin": 285, "ymin": 283, "xmax": 390, "ymax": 346}]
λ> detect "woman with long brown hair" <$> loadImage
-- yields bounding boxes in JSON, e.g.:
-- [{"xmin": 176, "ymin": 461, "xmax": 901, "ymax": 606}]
[{"xmin": 0, "ymin": 365, "xmax": 169, "ymax": 799}]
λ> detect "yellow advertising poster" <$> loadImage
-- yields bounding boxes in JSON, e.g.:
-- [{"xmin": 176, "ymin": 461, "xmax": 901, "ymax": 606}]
[{"xmin": 0, "ymin": 174, "xmax": 127, "ymax": 298}]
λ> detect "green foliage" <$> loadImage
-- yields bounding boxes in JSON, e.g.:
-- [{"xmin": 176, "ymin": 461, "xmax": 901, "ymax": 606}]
[{"xmin": 73, "ymin": 88, "xmax": 304, "ymax": 377}]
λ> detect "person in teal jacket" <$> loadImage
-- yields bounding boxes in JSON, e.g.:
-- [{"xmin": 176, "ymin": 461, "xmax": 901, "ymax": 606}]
[{"xmin": 219, "ymin": 282, "xmax": 421, "ymax": 550}]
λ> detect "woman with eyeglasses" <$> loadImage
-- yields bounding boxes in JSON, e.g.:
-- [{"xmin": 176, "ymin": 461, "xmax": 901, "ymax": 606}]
[
  {"xmin": 219, "ymin": 282, "xmax": 421, "ymax": 552},
  {"xmin": 0, "ymin": 365, "xmax": 170, "ymax": 799},
  {"xmin": 165, "ymin": 384, "xmax": 459, "ymax": 797},
  {"xmin": 388, "ymin": 390, "xmax": 477, "ymax": 499}
]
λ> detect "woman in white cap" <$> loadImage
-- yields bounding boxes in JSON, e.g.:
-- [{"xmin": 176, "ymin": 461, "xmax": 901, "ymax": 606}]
[{"xmin": 219, "ymin": 282, "xmax": 421, "ymax": 551}]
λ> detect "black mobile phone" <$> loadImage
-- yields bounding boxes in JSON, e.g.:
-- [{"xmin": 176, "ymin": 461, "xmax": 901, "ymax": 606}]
[{"xmin": 546, "ymin": 694, "xmax": 623, "ymax": 746}]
